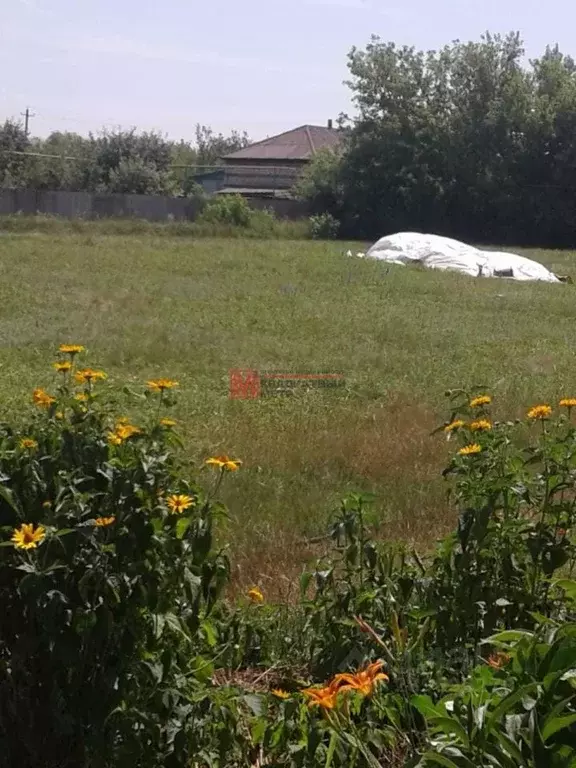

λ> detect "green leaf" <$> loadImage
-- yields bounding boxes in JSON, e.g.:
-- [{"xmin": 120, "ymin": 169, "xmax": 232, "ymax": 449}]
[
  {"xmin": 430, "ymin": 717, "xmax": 470, "ymax": 748},
  {"xmin": 488, "ymin": 684, "xmax": 538, "ymax": 728},
  {"xmin": 542, "ymin": 713, "xmax": 576, "ymax": 742},
  {"xmin": 411, "ymin": 694, "xmax": 445, "ymax": 719},
  {"xmin": 54, "ymin": 528, "xmax": 75, "ymax": 538},
  {"xmin": 201, "ymin": 619, "xmax": 217, "ymax": 648},
  {"xmin": 0, "ymin": 485, "xmax": 18, "ymax": 512},
  {"xmin": 493, "ymin": 729, "xmax": 526, "ymax": 766},
  {"xmin": 243, "ymin": 694, "xmax": 265, "ymax": 717},
  {"xmin": 175, "ymin": 517, "xmax": 190, "ymax": 539},
  {"xmin": 153, "ymin": 613, "xmax": 166, "ymax": 640},
  {"xmin": 164, "ymin": 612, "xmax": 191, "ymax": 643},
  {"xmin": 325, "ymin": 731, "xmax": 338, "ymax": 768},
  {"xmin": 419, "ymin": 753, "xmax": 461, "ymax": 768},
  {"xmin": 251, "ymin": 718, "xmax": 267, "ymax": 746},
  {"xmin": 555, "ymin": 579, "xmax": 576, "ymax": 601},
  {"xmin": 482, "ymin": 630, "xmax": 534, "ymax": 646}
]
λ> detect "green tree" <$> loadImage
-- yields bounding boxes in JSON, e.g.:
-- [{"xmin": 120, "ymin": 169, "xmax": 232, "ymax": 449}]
[
  {"xmin": 0, "ymin": 119, "xmax": 30, "ymax": 188},
  {"xmin": 194, "ymin": 124, "xmax": 250, "ymax": 166}
]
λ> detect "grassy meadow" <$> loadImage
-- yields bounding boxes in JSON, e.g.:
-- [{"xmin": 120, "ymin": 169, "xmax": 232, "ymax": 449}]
[{"xmin": 1, "ymin": 228, "xmax": 576, "ymax": 594}]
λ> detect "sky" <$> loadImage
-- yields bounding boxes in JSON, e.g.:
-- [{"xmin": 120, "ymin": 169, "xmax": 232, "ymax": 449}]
[{"xmin": 2, "ymin": 0, "xmax": 575, "ymax": 144}]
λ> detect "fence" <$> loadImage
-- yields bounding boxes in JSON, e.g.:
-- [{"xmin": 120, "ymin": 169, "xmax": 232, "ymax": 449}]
[
  {"xmin": 0, "ymin": 189, "xmax": 201, "ymax": 221},
  {"xmin": 0, "ymin": 187, "xmax": 309, "ymax": 222}
]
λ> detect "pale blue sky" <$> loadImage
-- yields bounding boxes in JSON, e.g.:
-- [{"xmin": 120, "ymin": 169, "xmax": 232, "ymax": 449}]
[{"xmin": 2, "ymin": 0, "xmax": 574, "ymax": 142}]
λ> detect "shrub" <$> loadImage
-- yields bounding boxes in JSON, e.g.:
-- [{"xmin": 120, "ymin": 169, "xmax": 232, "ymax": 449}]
[
  {"xmin": 196, "ymin": 194, "xmax": 253, "ymax": 227},
  {"xmin": 0, "ymin": 350, "xmax": 233, "ymax": 768},
  {"xmin": 308, "ymin": 212, "xmax": 340, "ymax": 239}
]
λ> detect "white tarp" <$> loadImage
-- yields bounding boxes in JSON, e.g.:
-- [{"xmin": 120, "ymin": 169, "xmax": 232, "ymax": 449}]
[{"xmin": 359, "ymin": 232, "xmax": 559, "ymax": 283}]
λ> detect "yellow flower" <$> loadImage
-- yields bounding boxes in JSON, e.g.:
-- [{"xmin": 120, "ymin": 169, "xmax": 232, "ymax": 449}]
[
  {"xmin": 248, "ymin": 586, "xmax": 264, "ymax": 604},
  {"xmin": 333, "ymin": 660, "xmax": 389, "ymax": 697},
  {"xmin": 19, "ymin": 438, "xmax": 38, "ymax": 450},
  {"xmin": 205, "ymin": 455, "xmax": 242, "ymax": 472},
  {"xmin": 32, "ymin": 388, "xmax": 56, "ymax": 408},
  {"xmin": 107, "ymin": 431, "xmax": 123, "ymax": 446},
  {"xmin": 53, "ymin": 360, "xmax": 72, "ymax": 373},
  {"xmin": 444, "ymin": 419, "xmax": 465, "ymax": 433},
  {"xmin": 75, "ymin": 368, "xmax": 107, "ymax": 384},
  {"xmin": 271, "ymin": 688, "xmax": 290, "ymax": 700},
  {"xmin": 55, "ymin": 411, "xmax": 64, "ymax": 420},
  {"xmin": 470, "ymin": 419, "xmax": 492, "ymax": 431},
  {"xmin": 94, "ymin": 516, "xmax": 115, "ymax": 527},
  {"xmin": 74, "ymin": 393, "xmax": 88, "ymax": 402},
  {"xmin": 11, "ymin": 523, "xmax": 46, "ymax": 550},
  {"xmin": 458, "ymin": 443, "xmax": 482, "ymax": 456},
  {"xmin": 166, "ymin": 494, "xmax": 194, "ymax": 514},
  {"xmin": 59, "ymin": 344, "xmax": 85, "ymax": 355},
  {"xmin": 560, "ymin": 398, "xmax": 576, "ymax": 408},
  {"xmin": 42, "ymin": 500, "xmax": 52, "ymax": 509},
  {"xmin": 527, "ymin": 404, "xmax": 552, "ymax": 420},
  {"xmin": 116, "ymin": 423, "xmax": 141, "ymax": 440},
  {"xmin": 147, "ymin": 378, "xmax": 179, "ymax": 393},
  {"xmin": 160, "ymin": 418, "xmax": 177, "ymax": 428},
  {"xmin": 470, "ymin": 395, "xmax": 492, "ymax": 408}
]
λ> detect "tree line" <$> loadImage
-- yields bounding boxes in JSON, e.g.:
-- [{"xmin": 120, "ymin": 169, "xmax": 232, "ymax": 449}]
[
  {"xmin": 0, "ymin": 123, "xmax": 249, "ymax": 197},
  {"xmin": 298, "ymin": 32, "xmax": 576, "ymax": 247}
]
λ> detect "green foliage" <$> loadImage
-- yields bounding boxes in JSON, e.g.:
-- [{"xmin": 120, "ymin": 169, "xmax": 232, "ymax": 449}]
[
  {"xmin": 412, "ymin": 620, "xmax": 576, "ymax": 767},
  {"xmin": 0, "ymin": 119, "xmax": 30, "ymax": 188},
  {"xmin": 0, "ymin": 213, "xmax": 311, "ymax": 238},
  {"xmin": 195, "ymin": 196, "xmax": 295, "ymax": 237},
  {"xmin": 0, "ymin": 352, "xmax": 231, "ymax": 768},
  {"xmin": 197, "ymin": 194, "xmax": 253, "ymax": 227},
  {"xmin": 193, "ymin": 124, "xmax": 250, "ymax": 166},
  {"xmin": 308, "ymin": 212, "xmax": 340, "ymax": 240},
  {"xmin": 297, "ymin": 32, "xmax": 576, "ymax": 246},
  {"xmin": 227, "ymin": 394, "xmax": 576, "ymax": 765},
  {"xmin": 294, "ymin": 148, "xmax": 345, "ymax": 218},
  {"xmin": 1, "ymin": 124, "xmax": 250, "ymax": 197},
  {"xmin": 105, "ymin": 156, "xmax": 179, "ymax": 196},
  {"xmin": 4, "ymin": 345, "xmax": 576, "ymax": 765}
]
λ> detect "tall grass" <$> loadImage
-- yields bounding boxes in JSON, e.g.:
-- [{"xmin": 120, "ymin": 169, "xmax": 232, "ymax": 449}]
[
  {"xmin": 0, "ymin": 213, "xmax": 311, "ymax": 239},
  {"xmin": 0, "ymin": 230, "xmax": 574, "ymax": 592}
]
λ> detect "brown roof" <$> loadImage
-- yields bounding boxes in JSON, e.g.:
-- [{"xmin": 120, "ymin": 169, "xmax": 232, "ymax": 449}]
[{"xmin": 222, "ymin": 125, "xmax": 342, "ymax": 162}]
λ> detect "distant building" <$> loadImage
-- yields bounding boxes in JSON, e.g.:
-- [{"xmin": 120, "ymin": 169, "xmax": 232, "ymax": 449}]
[{"xmin": 218, "ymin": 122, "xmax": 342, "ymax": 201}]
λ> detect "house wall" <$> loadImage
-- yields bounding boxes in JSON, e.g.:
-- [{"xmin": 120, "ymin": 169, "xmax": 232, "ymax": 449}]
[{"xmin": 222, "ymin": 160, "xmax": 307, "ymax": 191}]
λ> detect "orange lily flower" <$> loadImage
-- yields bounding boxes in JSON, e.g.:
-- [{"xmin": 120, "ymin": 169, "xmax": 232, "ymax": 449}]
[
  {"xmin": 333, "ymin": 660, "xmax": 389, "ymax": 696},
  {"xmin": 302, "ymin": 678, "xmax": 342, "ymax": 710}
]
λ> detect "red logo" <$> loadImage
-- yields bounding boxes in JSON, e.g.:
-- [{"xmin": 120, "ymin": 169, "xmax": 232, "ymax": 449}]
[
  {"xmin": 229, "ymin": 369, "xmax": 345, "ymax": 399},
  {"xmin": 229, "ymin": 369, "xmax": 261, "ymax": 399}
]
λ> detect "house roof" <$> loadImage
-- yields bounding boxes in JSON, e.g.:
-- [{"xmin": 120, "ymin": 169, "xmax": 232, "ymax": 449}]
[{"xmin": 222, "ymin": 125, "xmax": 342, "ymax": 162}]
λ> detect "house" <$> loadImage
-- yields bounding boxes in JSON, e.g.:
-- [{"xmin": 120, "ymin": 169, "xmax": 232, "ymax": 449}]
[{"xmin": 218, "ymin": 122, "xmax": 342, "ymax": 202}]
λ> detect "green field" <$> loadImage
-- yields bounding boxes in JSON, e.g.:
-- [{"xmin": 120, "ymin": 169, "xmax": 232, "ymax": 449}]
[{"xmin": 1, "ymin": 230, "xmax": 575, "ymax": 593}]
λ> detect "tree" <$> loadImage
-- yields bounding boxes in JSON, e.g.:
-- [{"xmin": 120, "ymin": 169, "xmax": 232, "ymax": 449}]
[
  {"xmin": 24, "ymin": 132, "xmax": 94, "ymax": 191},
  {"xmin": 299, "ymin": 31, "xmax": 576, "ymax": 246},
  {"xmin": 194, "ymin": 124, "xmax": 250, "ymax": 166},
  {"xmin": 0, "ymin": 119, "xmax": 30, "ymax": 188}
]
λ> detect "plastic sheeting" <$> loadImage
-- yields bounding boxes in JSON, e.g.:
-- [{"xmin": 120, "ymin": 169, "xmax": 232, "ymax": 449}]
[{"xmin": 360, "ymin": 232, "xmax": 560, "ymax": 283}]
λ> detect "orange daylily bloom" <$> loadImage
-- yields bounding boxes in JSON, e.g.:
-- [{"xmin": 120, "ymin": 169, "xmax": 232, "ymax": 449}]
[
  {"xmin": 302, "ymin": 680, "xmax": 342, "ymax": 710},
  {"xmin": 487, "ymin": 651, "xmax": 511, "ymax": 669},
  {"xmin": 333, "ymin": 660, "xmax": 389, "ymax": 697}
]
